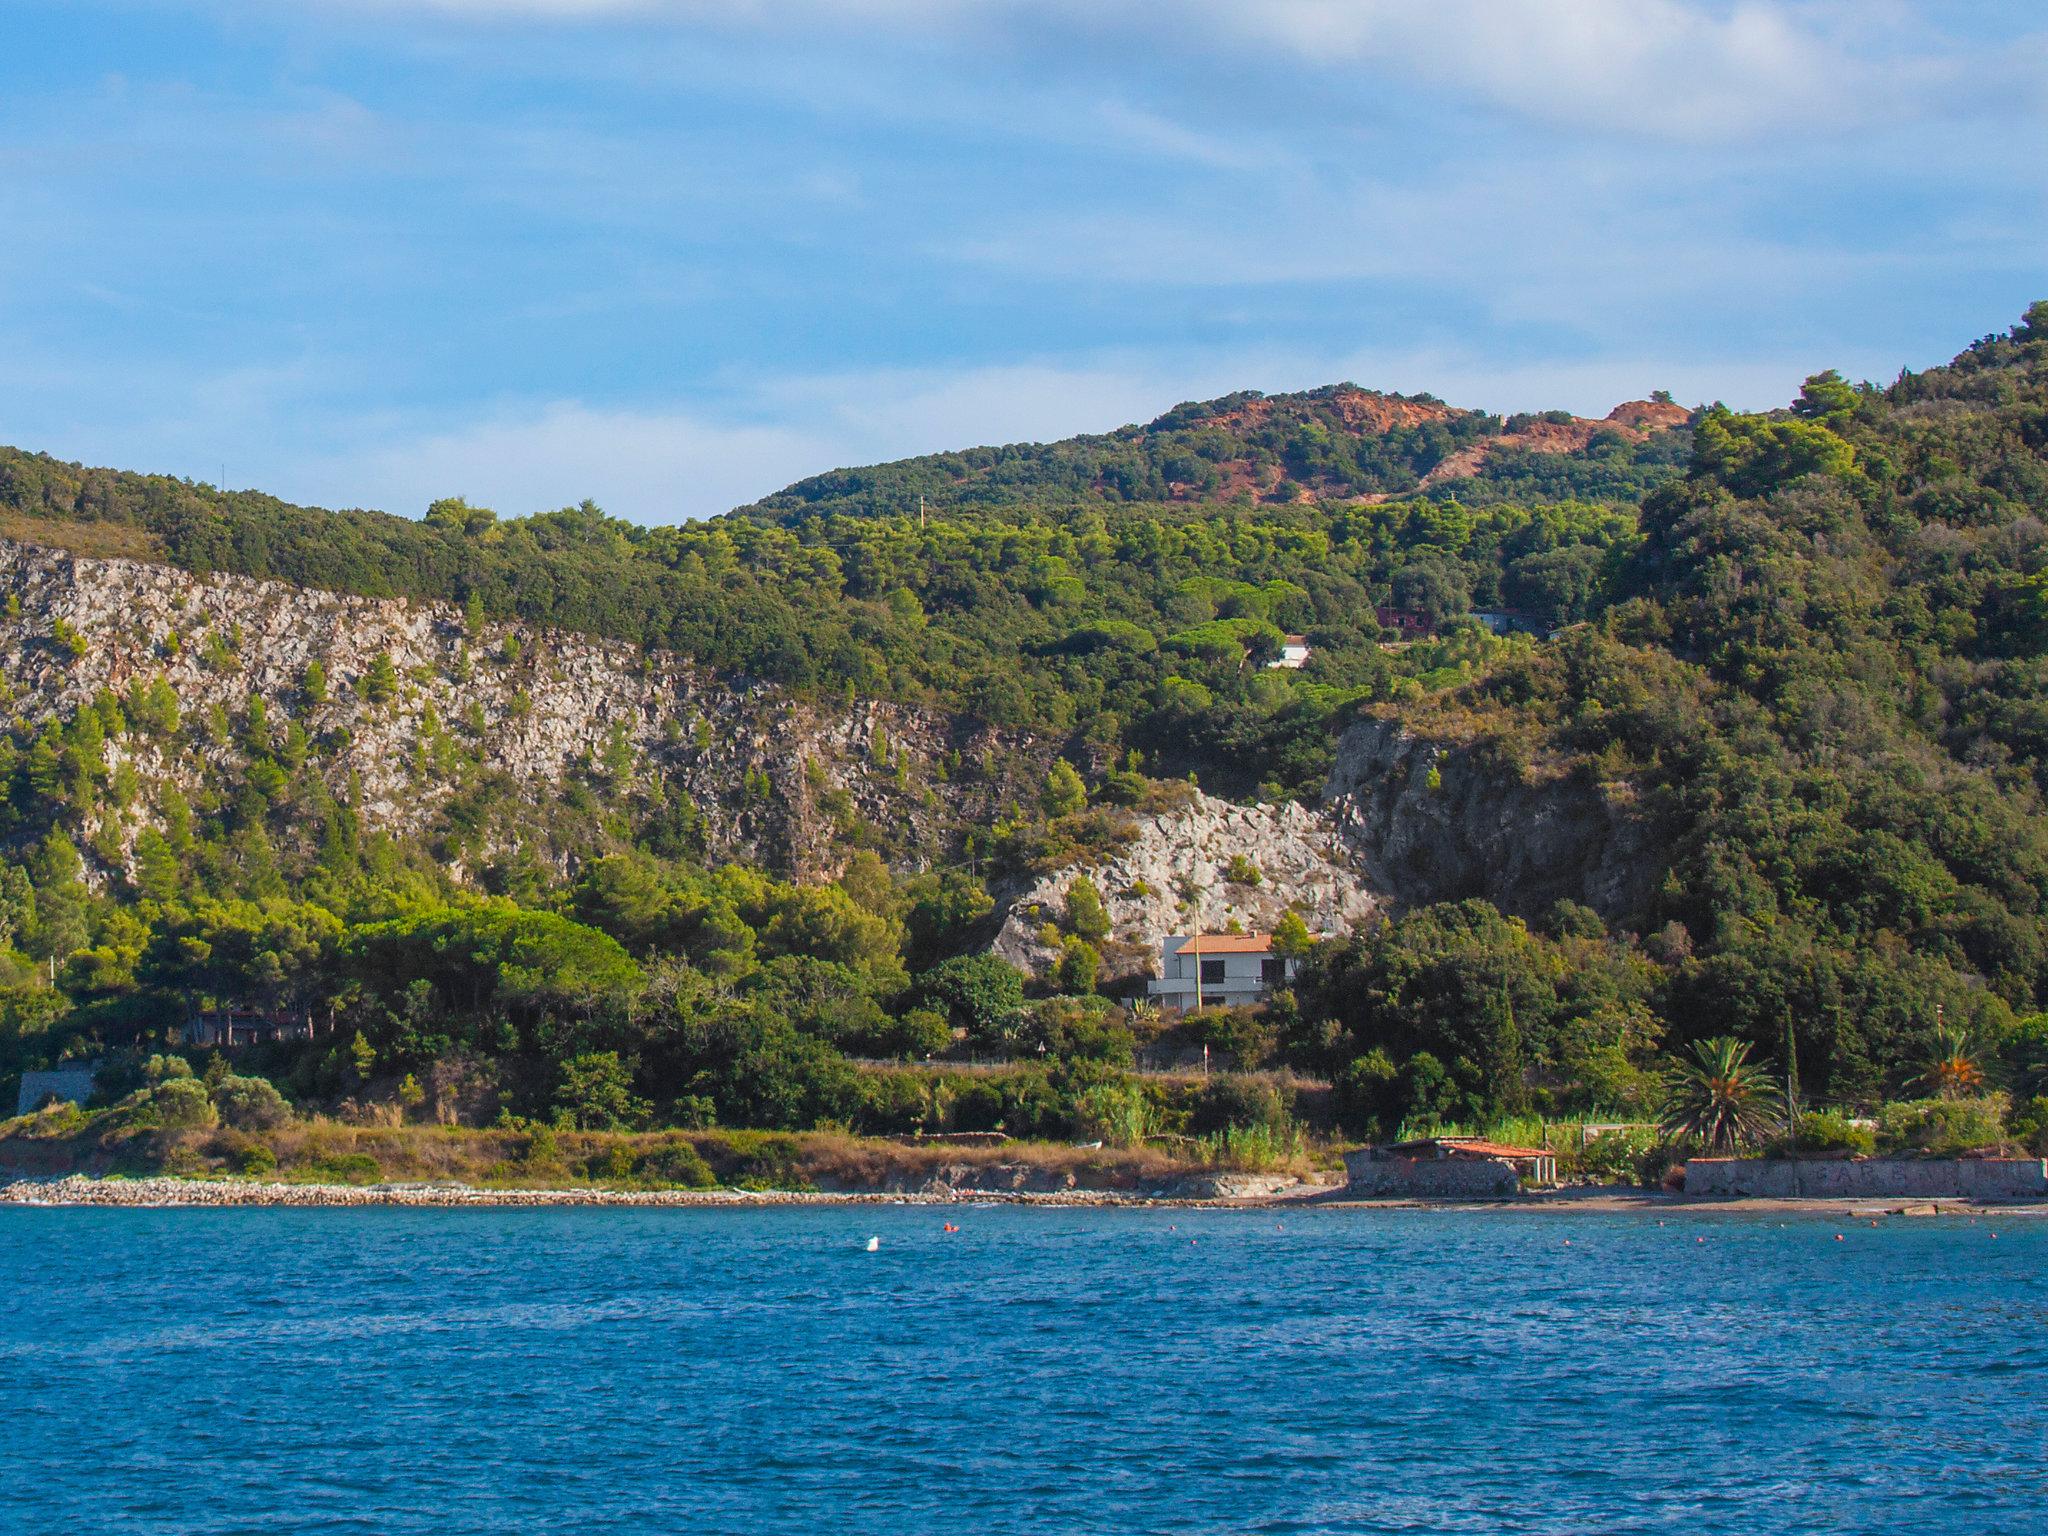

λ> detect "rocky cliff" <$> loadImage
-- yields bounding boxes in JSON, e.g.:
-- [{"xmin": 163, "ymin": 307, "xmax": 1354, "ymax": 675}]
[
  {"xmin": 995, "ymin": 715, "xmax": 1655, "ymax": 982},
  {"xmin": 4, "ymin": 536, "xmax": 1655, "ymax": 960},
  {"xmin": 0, "ymin": 537, "xmax": 1043, "ymax": 881},
  {"xmin": 1323, "ymin": 717, "xmax": 1658, "ymax": 920}
]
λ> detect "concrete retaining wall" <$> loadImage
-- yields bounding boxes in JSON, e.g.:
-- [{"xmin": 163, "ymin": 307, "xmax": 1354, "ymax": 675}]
[
  {"xmin": 1684, "ymin": 1156, "xmax": 2048, "ymax": 1200},
  {"xmin": 1343, "ymin": 1151, "xmax": 1520, "ymax": 1199},
  {"xmin": 14, "ymin": 1068, "xmax": 97, "ymax": 1118}
]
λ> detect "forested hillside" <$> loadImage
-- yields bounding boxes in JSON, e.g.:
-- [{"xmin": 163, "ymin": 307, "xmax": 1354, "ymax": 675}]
[{"xmin": 2, "ymin": 306, "xmax": 2046, "ymax": 1176}]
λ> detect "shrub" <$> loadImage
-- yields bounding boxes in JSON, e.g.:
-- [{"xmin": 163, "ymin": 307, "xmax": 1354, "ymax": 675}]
[
  {"xmin": 234, "ymin": 1143, "xmax": 278, "ymax": 1176},
  {"xmin": 583, "ymin": 1146, "xmax": 636, "ymax": 1181},
  {"xmin": 1069, "ymin": 1079, "xmax": 1154, "ymax": 1146},
  {"xmin": 553, "ymin": 1051, "xmax": 650, "ymax": 1131},
  {"xmin": 1222, "ymin": 854, "xmax": 1262, "ymax": 887},
  {"xmin": 1875, "ymin": 1097, "xmax": 2007, "ymax": 1156},
  {"xmin": 1199, "ymin": 1122, "xmax": 1304, "ymax": 1172},
  {"xmin": 23, "ymin": 1101, "xmax": 88, "ymax": 1138},
  {"xmin": 1065, "ymin": 876, "xmax": 1110, "ymax": 941},
  {"xmin": 911, "ymin": 954, "xmax": 1025, "ymax": 1040},
  {"xmin": 1056, "ymin": 937, "xmax": 1100, "ymax": 994},
  {"xmin": 151, "ymin": 1078, "xmax": 217, "ymax": 1131},
  {"xmin": 1183, "ymin": 1007, "xmax": 1274, "ymax": 1070},
  {"xmin": 1189, "ymin": 1075, "xmax": 1290, "ymax": 1137},
  {"xmin": 213, "ymin": 1074, "xmax": 292, "ymax": 1132},
  {"xmin": 1785, "ymin": 1109, "xmax": 1875, "ymax": 1157},
  {"xmin": 2007, "ymin": 1097, "xmax": 2048, "ymax": 1155},
  {"xmin": 638, "ymin": 1141, "xmax": 717, "ymax": 1189},
  {"xmin": 1578, "ymin": 1127, "xmax": 1659, "ymax": 1185},
  {"xmin": 301, "ymin": 1152, "xmax": 381, "ymax": 1184}
]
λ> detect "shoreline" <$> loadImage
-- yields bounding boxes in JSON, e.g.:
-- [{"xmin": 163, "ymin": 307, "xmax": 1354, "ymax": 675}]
[{"xmin": 5, "ymin": 1172, "xmax": 2044, "ymax": 1215}]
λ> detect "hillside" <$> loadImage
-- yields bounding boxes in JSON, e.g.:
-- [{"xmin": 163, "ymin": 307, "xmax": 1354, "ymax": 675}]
[
  {"xmin": 737, "ymin": 386, "xmax": 1692, "ymax": 517},
  {"xmin": 2, "ymin": 305, "xmax": 2047, "ymax": 1164}
]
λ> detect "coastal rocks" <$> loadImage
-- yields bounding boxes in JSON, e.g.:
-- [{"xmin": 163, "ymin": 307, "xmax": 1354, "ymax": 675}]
[{"xmin": 0, "ymin": 1172, "xmax": 1290, "ymax": 1208}]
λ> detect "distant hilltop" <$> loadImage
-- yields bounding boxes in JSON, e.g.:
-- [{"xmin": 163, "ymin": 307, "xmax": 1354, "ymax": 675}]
[{"xmin": 741, "ymin": 383, "xmax": 1695, "ymax": 520}]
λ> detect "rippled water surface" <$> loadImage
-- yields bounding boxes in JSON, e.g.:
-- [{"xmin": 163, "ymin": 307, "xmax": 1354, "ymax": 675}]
[{"xmin": 2, "ymin": 1204, "xmax": 2044, "ymax": 1534}]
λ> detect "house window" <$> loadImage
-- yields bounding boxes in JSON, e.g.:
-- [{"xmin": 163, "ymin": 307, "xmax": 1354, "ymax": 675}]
[
  {"xmin": 1261, "ymin": 956, "xmax": 1283, "ymax": 985},
  {"xmin": 1200, "ymin": 958, "xmax": 1226, "ymax": 986}
]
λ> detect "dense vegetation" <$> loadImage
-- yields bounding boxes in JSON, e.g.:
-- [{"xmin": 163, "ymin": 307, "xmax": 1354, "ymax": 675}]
[
  {"xmin": 0, "ymin": 387, "xmax": 1679, "ymax": 798},
  {"xmin": 4, "ymin": 309, "xmax": 2048, "ymax": 1177}
]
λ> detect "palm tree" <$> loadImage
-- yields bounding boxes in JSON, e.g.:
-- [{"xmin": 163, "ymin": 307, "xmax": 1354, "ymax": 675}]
[
  {"xmin": 1659, "ymin": 1036, "xmax": 1785, "ymax": 1153},
  {"xmin": 1917, "ymin": 1024, "xmax": 1986, "ymax": 1101}
]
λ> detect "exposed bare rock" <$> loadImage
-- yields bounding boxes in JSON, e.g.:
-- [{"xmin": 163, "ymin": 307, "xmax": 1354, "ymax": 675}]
[
  {"xmin": 1324, "ymin": 717, "xmax": 1657, "ymax": 920},
  {"xmin": 992, "ymin": 789, "xmax": 1381, "ymax": 979},
  {"xmin": 0, "ymin": 537, "xmax": 1044, "ymax": 880},
  {"xmin": 992, "ymin": 716, "xmax": 1655, "ymax": 986}
]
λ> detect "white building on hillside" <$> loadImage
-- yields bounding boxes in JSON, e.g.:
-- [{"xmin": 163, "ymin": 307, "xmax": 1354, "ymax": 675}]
[
  {"xmin": 1264, "ymin": 634, "xmax": 1311, "ymax": 669},
  {"xmin": 1147, "ymin": 933, "xmax": 1297, "ymax": 1010}
]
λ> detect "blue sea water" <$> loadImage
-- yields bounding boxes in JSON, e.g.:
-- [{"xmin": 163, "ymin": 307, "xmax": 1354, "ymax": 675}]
[{"xmin": 1, "ymin": 1205, "xmax": 2043, "ymax": 1535}]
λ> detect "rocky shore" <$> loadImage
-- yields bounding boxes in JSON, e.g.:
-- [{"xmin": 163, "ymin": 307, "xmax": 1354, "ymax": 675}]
[{"xmin": 0, "ymin": 1171, "xmax": 1317, "ymax": 1210}]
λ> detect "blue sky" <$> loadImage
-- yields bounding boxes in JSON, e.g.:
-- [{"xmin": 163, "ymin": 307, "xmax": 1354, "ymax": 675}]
[{"xmin": 2, "ymin": 1, "xmax": 2043, "ymax": 522}]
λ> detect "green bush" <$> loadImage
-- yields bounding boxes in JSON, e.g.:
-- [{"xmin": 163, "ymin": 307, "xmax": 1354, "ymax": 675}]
[
  {"xmin": 213, "ymin": 1074, "xmax": 291, "ymax": 1132},
  {"xmin": 2007, "ymin": 1097, "xmax": 2048, "ymax": 1155},
  {"xmin": 1189, "ymin": 1075, "xmax": 1290, "ymax": 1137},
  {"xmin": 1874, "ymin": 1098, "xmax": 2007, "ymax": 1156},
  {"xmin": 1199, "ymin": 1122, "xmax": 1303, "ymax": 1172},
  {"xmin": 300, "ymin": 1152, "xmax": 382, "ymax": 1184},
  {"xmin": 637, "ymin": 1140, "xmax": 717, "ymax": 1189},
  {"xmin": 1785, "ymin": 1109, "xmax": 1875, "ymax": 1157},
  {"xmin": 232, "ymin": 1143, "xmax": 278, "ymax": 1176},
  {"xmin": 151, "ymin": 1078, "xmax": 217, "ymax": 1131},
  {"xmin": 1578, "ymin": 1127, "xmax": 1658, "ymax": 1185},
  {"xmin": 583, "ymin": 1146, "xmax": 635, "ymax": 1181}
]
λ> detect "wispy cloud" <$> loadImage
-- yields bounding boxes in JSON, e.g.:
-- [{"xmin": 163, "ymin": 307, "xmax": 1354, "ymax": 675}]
[{"xmin": 305, "ymin": 0, "xmax": 2043, "ymax": 143}]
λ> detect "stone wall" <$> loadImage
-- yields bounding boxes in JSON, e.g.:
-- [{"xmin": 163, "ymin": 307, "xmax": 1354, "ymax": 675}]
[
  {"xmin": 1683, "ymin": 1157, "xmax": 2048, "ymax": 1200},
  {"xmin": 1342, "ymin": 1149, "xmax": 1521, "ymax": 1199},
  {"xmin": 14, "ymin": 1067, "xmax": 97, "ymax": 1118}
]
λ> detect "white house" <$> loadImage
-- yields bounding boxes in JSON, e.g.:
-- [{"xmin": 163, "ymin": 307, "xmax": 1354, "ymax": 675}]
[
  {"xmin": 1264, "ymin": 634, "xmax": 1312, "ymax": 669},
  {"xmin": 1147, "ymin": 933, "xmax": 1297, "ymax": 1010}
]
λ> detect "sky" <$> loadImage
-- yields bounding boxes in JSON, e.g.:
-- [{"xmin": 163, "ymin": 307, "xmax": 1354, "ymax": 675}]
[{"xmin": 1, "ymin": 1, "xmax": 2043, "ymax": 523}]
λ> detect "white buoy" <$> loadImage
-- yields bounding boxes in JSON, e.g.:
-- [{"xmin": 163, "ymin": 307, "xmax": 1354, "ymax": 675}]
[{"xmin": 865, "ymin": 1236, "xmax": 880, "ymax": 1252}]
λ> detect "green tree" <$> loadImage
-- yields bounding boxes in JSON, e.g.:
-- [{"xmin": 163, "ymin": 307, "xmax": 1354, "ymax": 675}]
[
  {"xmin": 1065, "ymin": 876, "xmax": 1110, "ymax": 941},
  {"xmin": 1041, "ymin": 760, "xmax": 1087, "ymax": 818},
  {"xmin": 554, "ymin": 1050, "xmax": 649, "ymax": 1130}
]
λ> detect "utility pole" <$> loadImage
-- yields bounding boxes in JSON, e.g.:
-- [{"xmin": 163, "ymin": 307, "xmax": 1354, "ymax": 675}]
[{"xmin": 1783, "ymin": 1011, "xmax": 1800, "ymax": 1130}]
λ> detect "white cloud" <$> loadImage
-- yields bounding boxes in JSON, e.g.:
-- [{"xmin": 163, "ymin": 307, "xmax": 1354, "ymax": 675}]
[{"xmin": 303, "ymin": 0, "xmax": 2037, "ymax": 144}]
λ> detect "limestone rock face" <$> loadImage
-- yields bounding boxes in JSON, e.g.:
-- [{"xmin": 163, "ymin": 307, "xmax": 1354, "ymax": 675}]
[
  {"xmin": 4, "ymin": 538, "xmax": 1656, "ymax": 970},
  {"xmin": 0, "ymin": 537, "xmax": 1042, "ymax": 881},
  {"xmin": 1324, "ymin": 717, "xmax": 1657, "ymax": 920},
  {"xmin": 994, "ymin": 717, "xmax": 1653, "ymax": 985},
  {"xmin": 991, "ymin": 790, "xmax": 1380, "ymax": 979}
]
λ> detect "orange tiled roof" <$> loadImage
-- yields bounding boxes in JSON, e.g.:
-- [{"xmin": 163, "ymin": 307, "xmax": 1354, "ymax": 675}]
[{"xmin": 1179, "ymin": 933, "xmax": 1274, "ymax": 955}]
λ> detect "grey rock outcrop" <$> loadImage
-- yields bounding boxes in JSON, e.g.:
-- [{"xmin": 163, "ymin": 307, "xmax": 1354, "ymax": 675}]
[
  {"xmin": 0, "ymin": 537, "xmax": 1043, "ymax": 880},
  {"xmin": 992, "ymin": 789, "xmax": 1380, "ymax": 977},
  {"xmin": 1324, "ymin": 717, "xmax": 1657, "ymax": 920}
]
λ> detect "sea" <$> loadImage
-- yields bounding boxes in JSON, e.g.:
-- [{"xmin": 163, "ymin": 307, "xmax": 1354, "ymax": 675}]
[{"xmin": 1, "ymin": 1204, "xmax": 2043, "ymax": 1535}]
